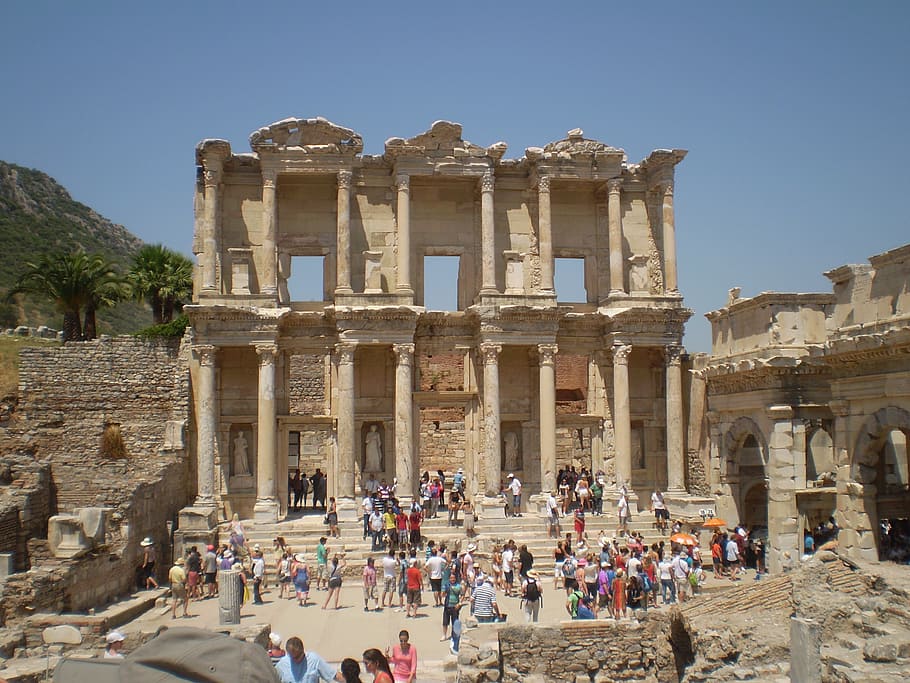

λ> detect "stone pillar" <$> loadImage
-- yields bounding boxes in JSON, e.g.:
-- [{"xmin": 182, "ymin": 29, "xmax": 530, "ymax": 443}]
[
  {"xmin": 218, "ymin": 568, "xmax": 243, "ymax": 625},
  {"xmin": 766, "ymin": 405, "xmax": 798, "ymax": 573},
  {"xmin": 394, "ymin": 344, "xmax": 415, "ymax": 497},
  {"xmin": 254, "ymin": 344, "xmax": 279, "ymax": 522},
  {"xmin": 481, "ymin": 343, "xmax": 503, "ymax": 497},
  {"xmin": 613, "ymin": 343, "xmax": 633, "ymax": 491},
  {"xmin": 395, "ymin": 174, "xmax": 412, "ymax": 294},
  {"xmin": 201, "ymin": 167, "xmax": 221, "ymax": 292},
  {"xmin": 260, "ymin": 169, "xmax": 278, "ymax": 296},
  {"xmin": 660, "ymin": 182, "xmax": 678, "ymax": 293},
  {"xmin": 335, "ymin": 342, "xmax": 356, "ymax": 498},
  {"xmin": 665, "ymin": 345, "xmax": 686, "ymax": 492},
  {"xmin": 193, "ymin": 345, "xmax": 217, "ymax": 507},
  {"xmin": 538, "ymin": 344, "xmax": 558, "ymax": 494},
  {"xmin": 335, "ymin": 170, "xmax": 353, "ymax": 295},
  {"xmin": 480, "ymin": 171, "xmax": 497, "ymax": 294},
  {"xmin": 537, "ymin": 175, "xmax": 554, "ymax": 292},
  {"xmin": 607, "ymin": 178, "xmax": 625, "ymax": 295}
]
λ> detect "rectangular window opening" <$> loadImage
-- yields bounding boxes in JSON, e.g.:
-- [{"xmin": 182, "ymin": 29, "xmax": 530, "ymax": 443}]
[
  {"xmin": 423, "ymin": 255, "xmax": 460, "ymax": 311},
  {"xmin": 287, "ymin": 256, "xmax": 326, "ymax": 302},
  {"xmin": 288, "ymin": 431, "xmax": 300, "ymax": 470},
  {"xmin": 555, "ymin": 257, "xmax": 587, "ymax": 303}
]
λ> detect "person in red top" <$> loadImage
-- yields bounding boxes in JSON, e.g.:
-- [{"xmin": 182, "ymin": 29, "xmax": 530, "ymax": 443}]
[
  {"xmin": 408, "ymin": 507, "xmax": 422, "ymax": 549},
  {"xmin": 395, "ymin": 510, "xmax": 409, "ymax": 550},
  {"xmin": 405, "ymin": 558, "xmax": 423, "ymax": 617},
  {"xmin": 711, "ymin": 538, "xmax": 723, "ymax": 578},
  {"xmin": 386, "ymin": 629, "xmax": 418, "ymax": 683}
]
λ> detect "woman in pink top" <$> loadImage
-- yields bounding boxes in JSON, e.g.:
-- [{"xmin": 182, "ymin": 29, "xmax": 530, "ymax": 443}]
[{"xmin": 386, "ymin": 629, "xmax": 417, "ymax": 683}]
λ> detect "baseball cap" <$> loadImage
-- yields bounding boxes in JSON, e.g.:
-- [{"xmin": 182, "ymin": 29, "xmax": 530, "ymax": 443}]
[
  {"xmin": 54, "ymin": 627, "xmax": 280, "ymax": 683},
  {"xmin": 105, "ymin": 631, "xmax": 125, "ymax": 644}
]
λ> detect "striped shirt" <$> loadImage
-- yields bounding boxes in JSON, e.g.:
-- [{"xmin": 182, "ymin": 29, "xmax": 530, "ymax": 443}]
[{"xmin": 472, "ymin": 583, "xmax": 498, "ymax": 617}]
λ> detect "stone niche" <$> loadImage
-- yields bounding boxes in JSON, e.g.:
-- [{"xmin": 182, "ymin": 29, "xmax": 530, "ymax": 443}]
[
  {"xmin": 228, "ymin": 424, "xmax": 255, "ymax": 491},
  {"xmin": 361, "ymin": 421, "xmax": 387, "ymax": 475},
  {"xmin": 501, "ymin": 422, "xmax": 523, "ymax": 473}
]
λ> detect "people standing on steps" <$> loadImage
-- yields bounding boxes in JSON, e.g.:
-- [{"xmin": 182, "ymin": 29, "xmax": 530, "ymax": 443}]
[{"xmin": 507, "ymin": 473, "xmax": 522, "ymax": 517}]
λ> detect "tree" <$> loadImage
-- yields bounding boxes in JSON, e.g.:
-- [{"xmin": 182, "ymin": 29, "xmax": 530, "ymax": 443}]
[
  {"xmin": 9, "ymin": 250, "xmax": 125, "ymax": 341},
  {"xmin": 128, "ymin": 244, "xmax": 194, "ymax": 324}
]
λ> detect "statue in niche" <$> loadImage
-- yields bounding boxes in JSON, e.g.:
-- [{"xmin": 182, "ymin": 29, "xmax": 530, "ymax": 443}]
[
  {"xmin": 233, "ymin": 431, "xmax": 251, "ymax": 476},
  {"xmin": 504, "ymin": 431, "xmax": 521, "ymax": 472},
  {"xmin": 364, "ymin": 424, "xmax": 383, "ymax": 472},
  {"xmin": 631, "ymin": 427, "xmax": 645, "ymax": 470}
]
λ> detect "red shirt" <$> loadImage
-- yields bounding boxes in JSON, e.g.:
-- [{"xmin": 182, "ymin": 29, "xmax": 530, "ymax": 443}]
[
  {"xmin": 409, "ymin": 511, "xmax": 421, "ymax": 530},
  {"xmin": 406, "ymin": 566, "xmax": 422, "ymax": 590},
  {"xmin": 396, "ymin": 512, "xmax": 408, "ymax": 530}
]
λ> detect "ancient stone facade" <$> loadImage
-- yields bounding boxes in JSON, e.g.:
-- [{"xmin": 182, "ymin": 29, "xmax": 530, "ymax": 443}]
[
  {"xmin": 188, "ymin": 117, "xmax": 701, "ymax": 522},
  {"xmin": 701, "ymin": 243, "xmax": 910, "ymax": 570}
]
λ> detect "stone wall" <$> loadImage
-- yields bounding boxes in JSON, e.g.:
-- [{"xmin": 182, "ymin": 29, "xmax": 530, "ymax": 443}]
[
  {"xmin": 418, "ymin": 406, "xmax": 466, "ymax": 474},
  {"xmin": 418, "ymin": 353, "xmax": 464, "ymax": 391},
  {"xmin": 288, "ymin": 353, "xmax": 325, "ymax": 415},
  {"xmin": 14, "ymin": 336, "xmax": 190, "ymax": 511},
  {"xmin": 556, "ymin": 425, "xmax": 591, "ymax": 471},
  {"xmin": 0, "ymin": 455, "xmax": 52, "ymax": 572}
]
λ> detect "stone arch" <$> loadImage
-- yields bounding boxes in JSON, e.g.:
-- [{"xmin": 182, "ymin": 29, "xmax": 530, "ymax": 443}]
[
  {"xmin": 806, "ymin": 424, "xmax": 835, "ymax": 482},
  {"xmin": 723, "ymin": 416, "xmax": 768, "ymax": 480},
  {"xmin": 847, "ymin": 405, "xmax": 910, "ymax": 561}
]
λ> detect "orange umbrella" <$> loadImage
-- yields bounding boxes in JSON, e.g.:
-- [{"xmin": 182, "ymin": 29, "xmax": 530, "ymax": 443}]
[
  {"xmin": 670, "ymin": 532, "xmax": 697, "ymax": 546},
  {"xmin": 702, "ymin": 517, "xmax": 727, "ymax": 529}
]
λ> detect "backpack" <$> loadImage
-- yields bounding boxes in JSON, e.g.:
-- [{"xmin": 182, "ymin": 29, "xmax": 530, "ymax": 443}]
[
  {"xmin": 641, "ymin": 573, "xmax": 652, "ymax": 593},
  {"xmin": 562, "ymin": 558, "xmax": 577, "ymax": 579},
  {"xmin": 525, "ymin": 579, "xmax": 541, "ymax": 602},
  {"xmin": 689, "ymin": 571, "xmax": 699, "ymax": 588}
]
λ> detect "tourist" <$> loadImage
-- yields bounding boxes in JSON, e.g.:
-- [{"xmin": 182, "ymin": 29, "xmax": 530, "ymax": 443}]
[
  {"xmin": 185, "ymin": 546, "xmax": 201, "ymax": 600},
  {"xmin": 405, "ymin": 557, "xmax": 423, "ymax": 618},
  {"xmin": 521, "ymin": 569, "xmax": 543, "ymax": 622},
  {"xmin": 292, "ymin": 552, "xmax": 311, "ymax": 606},
  {"xmin": 471, "ymin": 576, "xmax": 501, "ymax": 623},
  {"xmin": 447, "ymin": 489, "xmax": 462, "ymax": 527},
  {"xmin": 442, "ymin": 569, "xmax": 465, "ymax": 643},
  {"xmin": 425, "ymin": 546, "xmax": 446, "ymax": 607},
  {"xmin": 268, "ymin": 632, "xmax": 286, "ymax": 664},
  {"xmin": 396, "ymin": 551, "xmax": 409, "ymax": 611},
  {"xmin": 725, "ymin": 535, "xmax": 741, "ymax": 580},
  {"xmin": 408, "ymin": 504, "xmax": 422, "ymax": 548},
  {"xmin": 386, "ymin": 630, "xmax": 418, "ymax": 683},
  {"xmin": 275, "ymin": 636, "xmax": 342, "ymax": 682},
  {"xmin": 203, "ymin": 544, "xmax": 218, "ymax": 598},
  {"xmin": 561, "ymin": 549, "xmax": 578, "ymax": 594},
  {"xmin": 395, "ymin": 507, "xmax": 409, "ymax": 549},
  {"xmin": 104, "ymin": 631, "xmax": 125, "ymax": 659},
  {"xmin": 362, "ymin": 556, "xmax": 379, "ymax": 611},
  {"xmin": 369, "ymin": 508, "xmax": 385, "ymax": 551},
  {"xmin": 553, "ymin": 540, "xmax": 566, "ymax": 589},
  {"xmin": 611, "ymin": 569, "xmax": 627, "ymax": 620},
  {"xmin": 361, "ymin": 493, "xmax": 374, "ymax": 541},
  {"xmin": 140, "ymin": 537, "xmax": 158, "ymax": 590},
  {"xmin": 658, "ymin": 553, "xmax": 675, "ymax": 604},
  {"xmin": 597, "ymin": 561, "xmax": 613, "ymax": 616},
  {"xmin": 711, "ymin": 534, "xmax": 724, "ymax": 578},
  {"xmin": 651, "ymin": 489, "xmax": 668, "ymax": 534},
  {"xmin": 574, "ymin": 506, "xmax": 587, "ymax": 542},
  {"xmin": 627, "ymin": 574, "xmax": 647, "ymax": 613},
  {"xmin": 546, "ymin": 490, "xmax": 561, "ymax": 538},
  {"xmin": 327, "ymin": 497, "xmax": 340, "ymax": 538},
  {"xmin": 462, "ymin": 499, "xmax": 475, "ymax": 537},
  {"xmin": 583, "ymin": 553, "xmax": 599, "ymax": 600},
  {"xmin": 507, "ymin": 473, "xmax": 522, "ymax": 517},
  {"xmin": 673, "ymin": 549, "xmax": 691, "ymax": 602},
  {"xmin": 278, "ymin": 550, "xmax": 293, "ymax": 599},
  {"xmin": 384, "ymin": 506, "xmax": 397, "ymax": 549},
  {"xmin": 300, "ymin": 470, "xmax": 310, "ymax": 509},
  {"xmin": 362, "ymin": 648, "xmax": 394, "ymax": 683},
  {"xmin": 291, "ymin": 470, "xmax": 303, "ymax": 510},
  {"xmin": 617, "ymin": 489, "xmax": 630, "ymax": 537},
  {"xmin": 340, "ymin": 658, "xmax": 364, "ymax": 683},
  {"xmin": 461, "ymin": 543, "xmax": 476, "ymax": 587},
  {"xmin": 168, "ymin": 556, "xmax": 189, "ymax": 619},
  {"xmin": 316, "ymin": 537, "xmax": 329, "ymax": 591},
  {"xmin": 566, "ymin": 583, "xmax": 586, "ymax": 618},
  {"xmin": 518, "ymin": 543, "xmax": 533, "ymax": 580},
  {"xmin": 452, "ymin": 467, "xmax": 464, "ymax": 493},
  {"xmin": 381, "ymin": 549, "xmax": 397, "ymax": 608},
  {"xmin": 575, "ymin": 476, "xmax": 590, "ymax": 511},
  {"xmin": 490, "ymin": 545, "xmax": 504, "ymax": 591},
  {"xmin": 501, "ymin": 541, "xmax": 515, "ymax": 596},
  {"xmin": 575, "ymin": 594, "xmax": 597, "ymax": 620},
  {"xmin": 322, "ymin": 555, "xmax": 345, "ymax": 610},
  {"xmin": 591, "ymin": 477, "xmax": 604, "ymax": 516},
  {"xmin": 311, "ymin": 469, "xmax": 328, "ymax": 511},
  {"xmin": 251, "ymin": 549, "xmax": 266, "ymax": 604}
]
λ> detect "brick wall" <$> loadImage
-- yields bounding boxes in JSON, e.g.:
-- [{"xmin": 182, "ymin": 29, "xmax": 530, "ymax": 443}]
[
  {"xmin": 418, "ymin": 406, "xmax": 466, "ymax": 474},
  {"xmin": 418, "ymin": 353, "xmax": 464, "ymax": 391},
  {"xmin": 288, "ymin": 354, "xmax": 325, "ymax": 414},
  {"xmin": 0, "ymin": 455, "xmax": 52, "ymax": 572}
]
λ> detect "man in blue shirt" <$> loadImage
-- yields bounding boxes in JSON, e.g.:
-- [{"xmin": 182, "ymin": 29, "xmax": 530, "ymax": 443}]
[{"xmin": 275, "ymin": 637, "xmax": 342, "ymax": 683}]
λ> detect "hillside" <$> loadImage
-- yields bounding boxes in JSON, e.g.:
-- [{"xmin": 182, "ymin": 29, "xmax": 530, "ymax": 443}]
[{"xmin": 0, "ymin": 161, "xmax": 152, "ymax": 334}]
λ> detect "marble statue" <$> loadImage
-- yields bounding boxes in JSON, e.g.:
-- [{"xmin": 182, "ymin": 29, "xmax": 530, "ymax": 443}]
[
  {"xmin": 233, "ymin": 431, "xmax": 250, "ymax": 476},
  {"xmin": 364, "ymin": 424, "xmax": 383, "ymax": 472}
]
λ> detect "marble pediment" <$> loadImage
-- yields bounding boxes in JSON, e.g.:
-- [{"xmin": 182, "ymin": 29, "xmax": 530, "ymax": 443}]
[
  {"xmin": 384, "ymin": 120, "xmax": 507, "ymax": 163},
  {"xmin": 250, "ymin": 117, "xmax": 364, "ymax": 154}
]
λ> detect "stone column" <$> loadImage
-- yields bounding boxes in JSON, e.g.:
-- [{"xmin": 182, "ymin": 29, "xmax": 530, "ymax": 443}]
[
  {"xmin": 335, "ymin": 342, "xmax": 356, "ymax": 498},
  {"xmin": 537, "ymin": 175, "xmax": 554, "ymax": 292},
  {"xmin": 193, "ymin": 345, "xmax": 218, "ymax": 507},
  {"xmin": 660, "ymin": 182, "xmax": 678, "ymax": 293},
  {"xmin": 538, "ymin": 344, "xmax": 558, "ymax": 494},
  {"xmin": 665, "ymin": 345, "xmax": 685, "ymax": 492},
  {"xmin": 201, "ymin": 168, "xmax": 221, "ymax": 292},
  {"xmin": 480, "ymin": 343, "xmax": 503, "ymax": 497},
  {"xmin": 254, "ymin": 344, "xmax": 279, "ymax": 522},
  {"xmin": 261, "ymin": 169, "xmax": 278, "ymax": 296},
  {"xmin": 394, "ymin": 343, "xmax": 415, "ymax": 497},
  {"xmin": 613, "ymin": 343, "xmax": 633, "ymax": 491},
  {"xmin": 766, "ymin": 405, "xmax": 798, "ymax": 573},
  {"xmin": 480, "ymin": 171, "xmax": 497, "ymax": 294},
  {"xmin": 607, "ymin": 178, "xmax": 625, "ymax": 295},
  {"xmin": 335, "ymin": 170, "xmax": 353, "ymax": 295},
  {"xmin": 395, "ymin": 174, "xmax": 412, "ymax": 294}
]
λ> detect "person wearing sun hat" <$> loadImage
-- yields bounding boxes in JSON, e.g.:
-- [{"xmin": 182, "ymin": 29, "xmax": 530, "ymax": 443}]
[
  {"xmin": 139, "ymin": 537, "xmax": 158, "ymax": 590},
  {"xmin": 104, "ymin": 631, "xmax": 126, "ymax": 659},
  {"xmin": 168, "ymin": 556, "xmax": 189, "ymax": 619}
]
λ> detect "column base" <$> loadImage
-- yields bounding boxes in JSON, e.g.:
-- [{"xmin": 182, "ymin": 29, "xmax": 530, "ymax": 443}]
[
  {"xmin": 253, "ymin": 499, "xmax": 280, "ymax": 524},
  {"xmin": 480, "ymin": 496, "xmax": 508, "ymax": 519},
  {"xmin": 608, "ymin": 289, "xmax": 628, "ymax": 298},
  {"xmin": 336, "ymin": 497, "xmax": 359, "ymax": 522},
  {"xmin": 528, "ymin": 493, "xmax": 550, "ymax": 516},
  {"xmin": 334, "ymin": 286, "xmax": 354, "ymax": 296}
]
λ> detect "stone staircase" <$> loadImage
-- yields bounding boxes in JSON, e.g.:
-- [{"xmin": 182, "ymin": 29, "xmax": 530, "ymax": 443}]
[{"xmin": 241, "ymin": 508, "xmax": 680, "ymax": 579}]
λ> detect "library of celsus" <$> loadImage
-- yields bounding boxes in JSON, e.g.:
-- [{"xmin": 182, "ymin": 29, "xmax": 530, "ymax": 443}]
[{"xmin": 186, "ymin": 117, "xmax": 700, "ymax": 523}]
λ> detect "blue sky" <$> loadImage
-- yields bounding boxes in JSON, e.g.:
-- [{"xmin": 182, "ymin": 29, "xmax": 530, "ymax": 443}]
[{"xmin": 2, "ymin": 1, "xmax": 908, "ymax": 351}]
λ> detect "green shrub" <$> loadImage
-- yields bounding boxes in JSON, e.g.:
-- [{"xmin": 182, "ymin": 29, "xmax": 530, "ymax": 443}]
[{"xmin": 135, "ymin": 314, "xmax": 188, "ymax": 339}]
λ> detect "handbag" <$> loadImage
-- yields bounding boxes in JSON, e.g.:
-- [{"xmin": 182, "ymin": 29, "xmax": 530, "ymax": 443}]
[{"xmin": 323, "ymin": 515, "xmax": 329, "ymax": 524}]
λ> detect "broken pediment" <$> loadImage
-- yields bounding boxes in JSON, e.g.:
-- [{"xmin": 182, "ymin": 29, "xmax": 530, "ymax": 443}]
[
  {"xmin": 249, "ymin": 117, "xmax": 364, "ymax": 154},
  {"xmin": 384, "ymin": 120, "xmax": 507, "ymax": 162},
  {"xmin": 527, "ymin": 128, "xmax": 626, "ymax": 162}
]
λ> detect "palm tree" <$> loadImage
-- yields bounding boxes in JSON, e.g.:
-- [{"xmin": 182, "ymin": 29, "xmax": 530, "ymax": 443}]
[
  {"xmin": 128, "ymin": 244, "xmax": 194, "ymax": 324},
  {"xmin": 9, "ymin": 250, "xmax": 125, "ymax": 341}
]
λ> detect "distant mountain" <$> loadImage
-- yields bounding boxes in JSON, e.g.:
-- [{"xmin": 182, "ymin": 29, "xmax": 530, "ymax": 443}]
[{"xmin": 0, "ymin": 161, "xmax": 152, "ymax": 333}]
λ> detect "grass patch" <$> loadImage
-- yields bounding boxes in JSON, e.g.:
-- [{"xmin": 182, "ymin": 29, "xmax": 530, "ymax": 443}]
[{"xmin": 0, "ymin": 336, "xmax": 60, "ymax": 398}]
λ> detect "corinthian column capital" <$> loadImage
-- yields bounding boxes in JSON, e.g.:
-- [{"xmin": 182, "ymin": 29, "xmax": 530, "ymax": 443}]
[
  {"xmin": 193, "ymin": 344, "xmax": 217, "ymax": 366},
  {"xmin": 255, "ymin": 343, "xmax": 278, "ymax": 366},
  {"xmin": 396, "ymin": 173, "xmax": 410, "ymax": 193},
  {"xmin": 262, "ymin": 169, "xmax": 277, "ymax": 189},
  {"xmin": 538, "ymin": 343, "xmax": 558, "ymax": 367},
  {"xmin": 337, "ymin": 170, "xmax": 353, "ymax": 190},
  {"xmin": 480, "ymin": 343, "xmax": 502, "ymax": 365},
  {"xmin": 612, "ymin": 343, "xmax": 632, "ymax": 365},
  {"xmin": 664, "ymin": 345, "xmax": 683, "ymax": 366},
  {"xmin": 480, "ymin": 171, "xmax": 495, "ymax": 193},
  {"xmin": 393, "ymin": 343, "xmax": 415, "ymax": 366},
  {"xmin": 203, "ymin": 169, "xmax": 221, "ymax": 188},
  {"xmin": 335, "ymin": 342, "xmax": 356, "ymax": 365},
  {"xmin": 607, "ymin": 178, "xmax": 623, "ymax": 195},
  {"xmin": 537, "ymin": 175, "xmax": 551, "ymax": 194}
]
